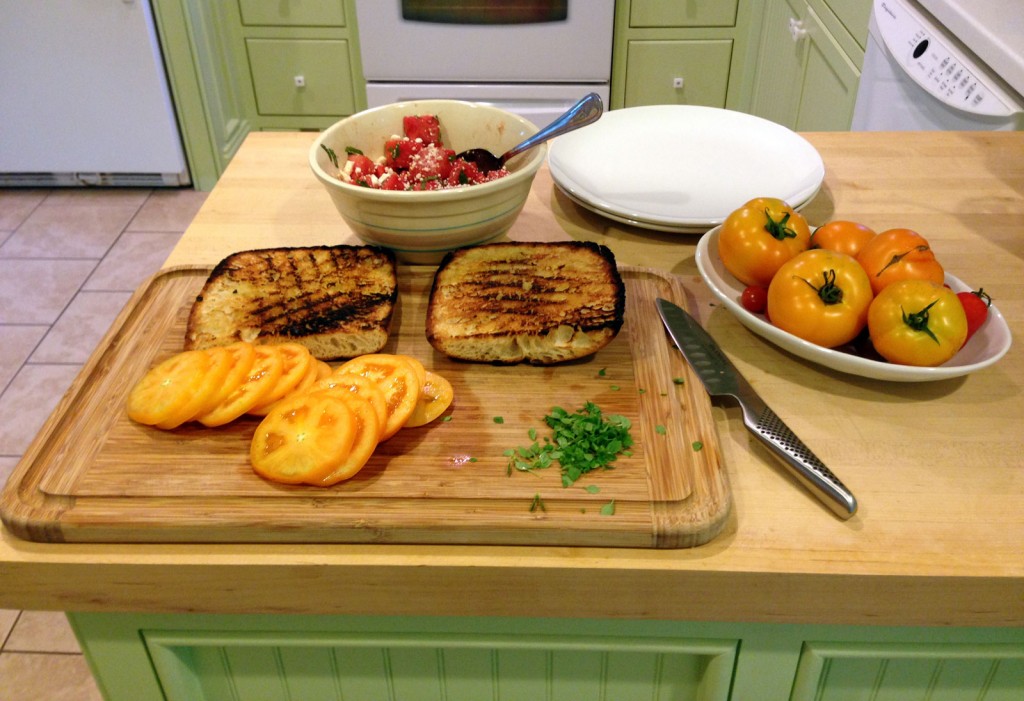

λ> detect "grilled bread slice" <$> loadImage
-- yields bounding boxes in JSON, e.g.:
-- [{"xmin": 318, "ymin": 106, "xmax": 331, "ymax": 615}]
[
  {"xmin": 185, "ymin": 245, "xmax": 397, "ymax": 360},
  {"xmin": 426, "ymin": 241, "xmax": 625, "ymax": 365}
]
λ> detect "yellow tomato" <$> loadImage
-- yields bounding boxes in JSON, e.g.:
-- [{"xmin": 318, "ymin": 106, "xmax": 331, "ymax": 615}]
[
  {"xmin": 767, "ymin": 249, "xmax": 874, "ymax": 348},
  {"xmin": 718, "ymin": 197, "xmax": 811, "ymax": 288},
  {"xmin": 856, "ymin": 228, "xmax": 944, "ymax": 295},
  {"xmin": 868, "ymin": 279, "xmax": 967, "ymax": 366},
  {"xmin": 404, "ymin": 370, "xmax": 454, "ymax": 428},
  {"xmin": 126, "ymin": 349, "xmax": 217, "ymax": 429},
  {"xmin": 336, "ymin": 354, "xmax": 423, "ymax": 440}
]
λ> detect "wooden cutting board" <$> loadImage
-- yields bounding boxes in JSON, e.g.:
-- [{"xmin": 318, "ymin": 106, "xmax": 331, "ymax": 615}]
[{"xmin": 1, "ymin": 265, "xmax": 731, "ymax": 547}]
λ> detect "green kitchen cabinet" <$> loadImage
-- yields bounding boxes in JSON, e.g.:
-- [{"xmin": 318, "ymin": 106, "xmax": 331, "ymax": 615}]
[
  {"xmin": 150, "ymin": 0, "xmax": 365, "ymax": 189},
  {"xmin": 750, "ymin": 0, "xmax": 869, "ymax": 130},
  {"xmin": 611, "ymin": 0, "xmax": 762, "ymax": 111},
  {"xmin": 69, "ymin": 613, "xmax": 1024, "ymax": 701}
]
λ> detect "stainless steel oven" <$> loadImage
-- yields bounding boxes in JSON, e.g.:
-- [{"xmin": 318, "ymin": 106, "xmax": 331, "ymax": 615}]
[{"xmin": 353, "ymin": 0, "xmax": 614, "ymax": 127}]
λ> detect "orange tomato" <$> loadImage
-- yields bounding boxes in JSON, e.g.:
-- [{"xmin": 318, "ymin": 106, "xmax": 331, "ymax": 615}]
[
  {"xmin": 247, "ymin": 344, "xmax": 315, "ymax": 416},
  {"xmin": 767, "ymin": 249, "xmax": 874, "ymax": 348},
  {"xmin": 126, "ymin": 349, "xmax": 218, "ymax": 429},
  {"xmin": 197, "ymin": 345, "xmax": 284, "ymax": 427},
  {"xmin": 250, "ymin": 391, "xmax": 357, "ymax": 485},
  {"xmin": 315, "ymin": 371, "xmax": 389, "ymax": 431},
  {"xmin": 336, "ymin": 354, "xmax": 423, "ymax": 440},
  {"xmin": 405, "ymin": 370, "xmax": 454, "ymax": 428},
  {"xmin": 718, "ymin": 197, "xmax": 811, "ymax": 288},
  {"xmin": 809, "ymin": 220, "xmax": 877, "ymax": 259},
  {"xmin": 316, "ymin": 391, "xmax": 382, "ymax": 486},
  {"xmin": 195, "ymin": 342, "xmax": 258, "ymax": 418},
  {"xmin": 856, "ymin": 228, "xmax": 944, "ymax": 295},
  {"xmin": 868, "ymin": 279, "xmax": 967, "ymax": 366}
]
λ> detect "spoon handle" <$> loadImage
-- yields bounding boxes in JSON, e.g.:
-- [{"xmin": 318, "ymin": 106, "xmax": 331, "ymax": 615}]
[{"xmin": 502, "ymin": 92, "xmax": 604, "ymax": 162}]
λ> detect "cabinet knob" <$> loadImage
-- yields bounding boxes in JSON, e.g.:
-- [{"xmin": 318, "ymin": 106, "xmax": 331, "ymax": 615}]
[
  {"xmin": 789, "ymin": 18, "xmax": 808, "ymax": 42},
  {"xmin": 294, "ymin": 75, "xmax": 306, "ymax": 88}
]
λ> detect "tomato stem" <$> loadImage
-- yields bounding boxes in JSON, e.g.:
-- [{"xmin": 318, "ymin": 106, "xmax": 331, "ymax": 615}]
[
  {"xmin": 763, "ymin": 209, "xmax": 798, "ymax": 241},
  {"xmin": 901, "ymin": 299, "xmax": 941, "ymax": 344},
  {"xmin": 876, "ymin": 245, "xmax": 930, "ymax": 277},
  {"xmin": 798, "ymin": 269, "xmax": 844, "ymax": 305}
]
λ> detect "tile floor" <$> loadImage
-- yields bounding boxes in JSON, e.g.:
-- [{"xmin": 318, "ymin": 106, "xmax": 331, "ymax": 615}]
[{"xmin": 0, "ymin": 186, "xmax": 207, "ymax": 700}]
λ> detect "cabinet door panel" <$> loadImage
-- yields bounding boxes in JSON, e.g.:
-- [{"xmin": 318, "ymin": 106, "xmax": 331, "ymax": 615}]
[
  {"xmin": 794, "ymin": 7, "xmax": 860, "ymax": 131},
  {"xmin": 630, "ymin": 0, "xmax": 739, "ymax": 27},
  {"xmin": 246, "ymin": 39, "xmax": 355, "ymax": 117},
  {"xmin": 624, "ymin": 40, "xmax": 734, "ymax": 108},
  {"xmin": 749, "ymin": 0, "xmax": 807, "ymax": 126},
  {"xmin": 238, "ymin": 0, "xmax": 345, "ymax": 27},
  {"xmin": 792, "ymin": 641, "xmax": 1024, "ymax": 701}
]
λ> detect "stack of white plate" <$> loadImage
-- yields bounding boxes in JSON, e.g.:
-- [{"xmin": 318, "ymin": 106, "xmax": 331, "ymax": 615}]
[{"xmin": 548, "ymin": 105, "xmax": 825, "ymax": 233}]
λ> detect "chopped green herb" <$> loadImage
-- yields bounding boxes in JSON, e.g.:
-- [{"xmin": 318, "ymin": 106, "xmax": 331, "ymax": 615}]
[
  {"xmin": 469, "ymin": 456, "xmax": 479, "ymax": 462},
  {"xmin": 320, "ymin": 144, "xmax": 339, "ymax": 168},
  {"xmin": 441, "ymin": 415, "xmax": 452, "ymax": 422},
  {"xmin": 493, "ymin": 416, "xmax": 504, "ymax": 424},
  {"xmin": 673, "ymin": 377, "xmax": 686, "ymax": 385},
  {"xmin": 344, "ymin": 146, "xmax": 363, "ymax": 156},
  {"xmin": 584, "ymin": 484, "xmax": 601, "ymax": 494},
  {"xmin": 598, "ymin": 368, "xmax": 607, "ymax": 377},
  {"xmin": 600, "ymin": 500, "xmax": 616, "ymax": 516},
  {"xmin": 530, "ymin": 494, "xmax": 546, "ymax": 513},
  {"xmin": 655, "ymin": 424, "xmax": 667, "ymax": 435},
  {"xmin": 692, "ymin": 441, "xmax": 704, "ymax": 452},
  {"xmin": 504, "ymin": 402, "xmax": 634, "ymax": 487},
  {"xmin": 528, "ymin": 427, "xmax": 537, "ymax": 441},
  {"xmin": 610, "ymin": 385, "xmax": 620, "ymax": 391}
]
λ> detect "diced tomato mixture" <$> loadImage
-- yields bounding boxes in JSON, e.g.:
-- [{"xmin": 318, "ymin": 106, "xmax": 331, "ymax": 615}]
[{"xmin": 333, "ymin": 114, "xmax": 510, "ymax": 191}]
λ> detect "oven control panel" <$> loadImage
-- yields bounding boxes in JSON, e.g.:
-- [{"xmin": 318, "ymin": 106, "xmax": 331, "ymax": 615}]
[{"xmin": 874, "ymin": 0, "xmax": 1020, "ymax": 116}]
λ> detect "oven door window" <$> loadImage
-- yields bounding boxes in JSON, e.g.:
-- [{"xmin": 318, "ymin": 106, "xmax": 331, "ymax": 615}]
[{"xmin": 402, "ymin": 0, "xmax": 568, "ymax": 24}]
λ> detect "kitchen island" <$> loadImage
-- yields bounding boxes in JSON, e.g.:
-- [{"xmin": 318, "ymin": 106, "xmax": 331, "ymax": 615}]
[{"xmin": 1, "ymin": 131, "xmax": 1022, "ymax": 699}]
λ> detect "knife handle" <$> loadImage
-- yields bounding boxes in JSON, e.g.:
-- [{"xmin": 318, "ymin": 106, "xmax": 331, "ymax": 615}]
[{"xmin": 747, "ymin": 406, "xmax": 858, "ymax": 519}]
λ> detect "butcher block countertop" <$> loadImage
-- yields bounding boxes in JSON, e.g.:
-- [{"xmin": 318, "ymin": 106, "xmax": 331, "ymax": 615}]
[{"xmin": 2, "ymin": 130, "xmax": 1022, "ymax": 628}]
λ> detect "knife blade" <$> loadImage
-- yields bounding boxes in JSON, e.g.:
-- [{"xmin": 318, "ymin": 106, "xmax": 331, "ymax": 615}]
[{"xmin": 656, "ymin": 298, "xmax": 857, "ymax": 519}]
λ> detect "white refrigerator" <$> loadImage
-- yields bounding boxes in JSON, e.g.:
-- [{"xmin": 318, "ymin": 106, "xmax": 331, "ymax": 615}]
[{"xmin": 0, "ymin": 0, "xmax": 190, "ymax": 186}]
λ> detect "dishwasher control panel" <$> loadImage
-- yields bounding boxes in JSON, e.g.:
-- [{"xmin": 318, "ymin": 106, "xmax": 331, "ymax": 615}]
[{"xmin": 874, "ymin": 0, "xmax": 1019, "ymax": 116}]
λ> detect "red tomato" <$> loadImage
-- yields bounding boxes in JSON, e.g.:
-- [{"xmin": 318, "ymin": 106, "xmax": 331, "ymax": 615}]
[
  {"xmin": 809, "ymin": 220, "xmax": 877, "ymax": 259},
  {"xmin": 740, "ymin": 285, "xmax": 768, "ymax": 314},
  {"xmin": 718, "ymin": 198, "xmax": 811, "ymax": 288},
  {"xmin": 956, "ymin": 288, "xmax": 992, "ymax": 344},
  {"xmin": 856, "ymin": 228, "xmax": 944, "ymax": 295}
]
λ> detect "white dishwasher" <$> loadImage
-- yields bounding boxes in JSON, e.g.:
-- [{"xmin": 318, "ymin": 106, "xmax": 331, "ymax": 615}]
[{"xmin": 852, "ymin": 0, "xmax": 1024, "ymax": 130}]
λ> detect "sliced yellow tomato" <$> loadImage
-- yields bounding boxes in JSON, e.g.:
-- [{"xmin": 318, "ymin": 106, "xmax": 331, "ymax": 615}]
[
  {"xmin": 126, "ymin": 349, "xmax": 216, "ymax": 429},
  {"xmin": 315, "ymin": 360, "xmax": 333, "ymax": 380},
  {"xmin": 250, "ymin": 391, "xmax": 356, "ymax": 485},
  {"xmin": 316, "ymin": 391, "xmax": 382, "ymax": 486},
  {"xmin": 197, "ymin": 345, "xmax": 284, "ymax": 427},
  {"xmin": 247, "ymin": 343, "xmax": 314, "ymax": 416},
  {"xmin": 315, "ymin": 371, "xmax": 388, "ymax": 431},
  {"xmin": 404, "ymin": 370, "xmax": 454, "ymax": 428},
  {"xmin": 396, "ymin": 353, "xmax": 427, "ymax": 389},
  {"xmin": 336, "ymin": 354, "xmax": 421, "ymax": 440},
  {"xmin": 190, "ymin": 342, "xmax": 257, "ymax": 420}
]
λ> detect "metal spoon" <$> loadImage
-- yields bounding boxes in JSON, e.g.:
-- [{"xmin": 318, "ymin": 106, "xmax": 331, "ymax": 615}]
[{"xmin": 456, "ymin": 92, "xmax": 603, "ymax": 173}]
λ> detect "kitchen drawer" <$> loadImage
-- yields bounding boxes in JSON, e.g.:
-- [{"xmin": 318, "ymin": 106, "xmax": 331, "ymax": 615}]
[
  {"xmin": 824, "ymin": 0, "xmax": 871, "ymax": 48},
  {"xmin": 629, "ymin": 0, "xmax": 738, "ymax": 27},
  {"xmin": 246, "ymin": 39, "xmax": 355, "ymax": 117},
  {"xmin": 237, "ymin": 0, "xmax": 346, "ymax": 27},
  {"xmin": 623, "ymin": 40, "xmax": 734, "ymax": 108}
]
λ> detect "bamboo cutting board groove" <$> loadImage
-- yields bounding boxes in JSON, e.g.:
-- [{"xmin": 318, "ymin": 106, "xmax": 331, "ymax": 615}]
[{"xmin": 1, "ymin": 266, "xmax": 731, "ymax": 547}]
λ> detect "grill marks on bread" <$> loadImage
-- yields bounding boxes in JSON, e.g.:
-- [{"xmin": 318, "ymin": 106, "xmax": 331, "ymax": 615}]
[
  {"xmin": 426, "ymin": 242, "xmax": 625, "ymax": 365},
  {"xmin": 186, "ymin": 246, "xmax": 397, "ymax": 360}
]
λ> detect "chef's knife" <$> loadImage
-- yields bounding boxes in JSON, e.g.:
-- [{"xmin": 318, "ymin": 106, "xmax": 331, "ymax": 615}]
[{"xmin": 656, "ymin": 298, "xmax": 857, "ymax": 519}]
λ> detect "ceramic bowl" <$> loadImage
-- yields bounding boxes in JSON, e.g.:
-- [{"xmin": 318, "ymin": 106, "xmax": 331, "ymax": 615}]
[{"xmin": 310, "ymin": 100, "xmax": 545, "ymax": 264}]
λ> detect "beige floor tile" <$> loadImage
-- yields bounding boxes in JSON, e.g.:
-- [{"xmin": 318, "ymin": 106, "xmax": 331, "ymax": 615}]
[
  {"xmin": 127, "ymin": 188, "xmax": 207, "ymax": 232},
  {"xmin": 0, "ymin": 190, "xmax": 46, "ymax": 230},
  {"xmin": 83, "ymin": 231, "xmax": 182, "ymax": 292},
  {"xmin": 0, "ymin": 324, "xmax": 47, "ymax": 389},
  {"xmin": 41, "ymin": 188, "xmax": 150, "ymax": 210},
  {"xmin": 0, "ymin": 456, "xmax": 19, "ymax": 490},
  {"xmin": 0, "ymin": 259, "xmax": 96, "ymax": 324},
  {"xmin": 5, "ymin": 611, "xmax": 81, "ymax": 654},
  {"xmin": 0, "ymin": 203, "xmax": 138, "ymax": 259},
  {"xmin": 31, "ymin": 291, "xmax": 132, "ymax": 365},
  {"xmin": 0, "ymin": 363, "xmax": 82, "ymax": 456},
  {"xmin": 0, "ymin": 610, "xmax": 18, "ymax": 647},
  {"xmin": 0, "ymin": 652, "xmax": 103, "ymax": 701}
]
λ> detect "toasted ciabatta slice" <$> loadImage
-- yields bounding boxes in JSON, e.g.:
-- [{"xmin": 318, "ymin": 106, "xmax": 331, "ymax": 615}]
[
  {"xmin": 185, "ymin": 245, "xmax": 397, "ymax": 360},
  {"xmin": 426, "ymin": 241, "xmax": 625, "ymax": 365}
]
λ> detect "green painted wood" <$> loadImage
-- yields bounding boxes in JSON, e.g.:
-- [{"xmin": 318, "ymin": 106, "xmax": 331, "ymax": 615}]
[
  {"xmin": 794, "ymin": 5, "xmax": 861, "ymax": 131},
  {"xmin": 69, "ymin": 613, "xmax": 1024, "ymax": 701},
  {"xmin": 623, "ymin": 40, "xmax": 735, "ymax": 108},
  {"xmin": 629, "ymin": 0, "xmax": 739, "ymax": 28},
  {"xmin": 238, "ymin": 0, "xmax": 346, "ymax": 28},
  {"xmin": 823, "ymin": 0, "xmax": 871, "ymax": 48},
  {"xmin": 246, "ymin": 38, "xmax": 356, "ymax": 117}
]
